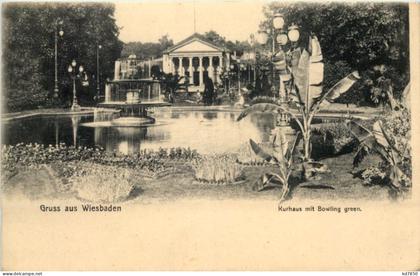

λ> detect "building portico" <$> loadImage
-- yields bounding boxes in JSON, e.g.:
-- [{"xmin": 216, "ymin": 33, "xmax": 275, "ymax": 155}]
[{"xmin": 162, "ymin": 33, "xmax": 230, "ymax": 91}]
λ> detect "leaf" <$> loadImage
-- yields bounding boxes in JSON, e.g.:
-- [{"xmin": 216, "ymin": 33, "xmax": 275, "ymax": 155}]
[
  {"xmin": 401, "ymin": 83, "xmax": 410, "ymax": 109},
  {"xmin": 316, "ymin": 71, "xmax": 360, "ymax": 108},
  {"xmin": 375, "ymin": 120, "xmax": 402, "ymax": 162},
  {"xmin": 372, "ymin": 121, "xmax": 389, "ymax": 149},
  {"xmin": 353, "ymin": 137, "xmax": 375, "ymax": 167},
  {"xmin": 293, "ymin": 49, "xmax": 310, "ymax": 106},
  {"xmin": 309, "ymin": 35, "xmax": 323, "ymax": 63},
  {"xmin": 346, "ymin": 120, "xmax": 372, "ymax": 142},
  {"xmin": 249, "ymin": 139, "xmax": 277, "ymax": 163},
  {"xmin": 236, "ymin": 103, "xmax": 290, "ymax": 121},
  {"xmin": 292, "ymin": 35, "xmax": 324, "ymax": 110},
  {"xmin": 286, "ymin": 131, "xmax": 302, "ymax": 164},
  {"xmin": 253, "ymin": 173, "xmax": 284, "ymax": 192},
  {"xmin": 385, "ymin": 85, "xmax": 398, "ymax": 111},
  {"xmin": 289, "ymin": 48, "xmax": 301, "ymax": 75},
  {"xmin": 272, "ymin": 127, "xmax": 288, "ymax": 157},
  {"xmin": 389, "ymin": 165, "xmax": 410, "ymax": 189}
]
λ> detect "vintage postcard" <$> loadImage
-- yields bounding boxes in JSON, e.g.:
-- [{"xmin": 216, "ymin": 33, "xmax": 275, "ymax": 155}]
[{"xmin": 1, "ymin": 0, "xmax": 419, "ymax": 271}]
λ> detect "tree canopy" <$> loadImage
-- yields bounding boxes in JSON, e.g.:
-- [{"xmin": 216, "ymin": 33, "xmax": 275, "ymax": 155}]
[
  {"xmin": 121, "ymin": 30, "xmax": 254, "ymax": 61},
  {"xmin": 2, "ymin": 3, "xmax": 123, "ymax": 111},
  {"xmin": 260, "ymin": 2, "xmax": 409, "ymax": 104},
  {"xmin": 121, "ymin": 34, "xmax": 174, "ymax": 59}
]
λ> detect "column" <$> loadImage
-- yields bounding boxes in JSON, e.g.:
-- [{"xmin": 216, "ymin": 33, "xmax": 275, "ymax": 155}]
[
  {"xmin": 114, "ymin": 61, "xmax": 121, "ymax": 80},
  {"xmin": 199, "ymin": 56, "xmax": 203, "ymax": 86},
  {"xmin": 105, "ymin": 83, "xmax": 111, "ymax": 103},
  {"xmin": 217, "ymin": 55, "xmax": 223, "ymax": 83},
  {"xmin": 180, "ymin": 57, "xmax": 185, "ymax": 77},
  {"xmin": 174, "ymin": 57, "xmax": 180, "ymax": 75},
  {"xmin": 171, "ymin": 57, "xmax": 175, "ymax": 74},
  {"xmin": 188, "ymin": 57, "xmax": 193, "ymax": 79},
  {"xmin": 148, "ymin": 59, "xmax": 152, "ymax": 78},
  {"xmin": 226, "ymin": 54, "xmax": 230, "ymax": 71},
  {"xmin": 208, "ymin": 56, "xmax": 214, "ymax": 82}
]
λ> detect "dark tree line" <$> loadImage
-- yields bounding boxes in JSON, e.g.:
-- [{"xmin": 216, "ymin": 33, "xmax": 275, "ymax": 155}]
[{"xmin": 2, "ymin": 3, "xmax": 123, "ymax": 111}]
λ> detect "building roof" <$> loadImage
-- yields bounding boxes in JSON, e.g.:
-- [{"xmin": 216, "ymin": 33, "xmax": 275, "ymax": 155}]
[{"xmin": 163, "ymin": 33, "xmax": 229, "ymax": 54}]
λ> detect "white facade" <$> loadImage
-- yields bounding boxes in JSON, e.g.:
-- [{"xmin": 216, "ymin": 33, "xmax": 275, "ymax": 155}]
[{"xmin": 162, "ymin": 33, "xmax": 230, "ymax": 91}]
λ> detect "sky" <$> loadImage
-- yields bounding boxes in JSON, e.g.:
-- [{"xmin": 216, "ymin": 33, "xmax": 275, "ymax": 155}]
[{"xmin": 114, "ymin": 0, "xmax": 267, "ymax": 44}]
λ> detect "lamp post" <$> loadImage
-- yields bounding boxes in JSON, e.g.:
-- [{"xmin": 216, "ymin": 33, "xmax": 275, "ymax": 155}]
[
  {"xmin": 53, "ymin": 19, "xmax": 64, "ymax": 98},
  {"xmin": 258, "ymin": 13, "xmax": 300, "ymax": 101},
  {"xmin": 68, "ymin": 59, "xmax": 84, "ymax": 111},
  {"xmin": 95, "ymin": 44, "xmax": 102, "ymax": 102},
  {"xmin": 230, "ymin": 64, "xmax": 240, "ymax": 95},
  {"xmin": 257, "ymin": 13, "xmax": 300, "ymax": 100},
  {"xmin": 257, "ymin": 13, "xmax": 300, "ymax": 128}
]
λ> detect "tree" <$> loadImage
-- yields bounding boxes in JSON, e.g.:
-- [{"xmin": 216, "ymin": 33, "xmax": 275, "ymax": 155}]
[
  {"xmin": 200, "ymin": 30, "xmax": 253, "ymax": 56},
  {"xmin": 2, "ymin": 3, "xmax": 123, "ymax": 111},
  {"xmin": 260, "ymin": 2, "xmax": 409, "ymax": 105},
  {"xmin": 121, "ymin": 35, "xmax": 174, "ymax": 59},
  {"xmin": 202, "ymin": 30, "xmax": 227, "ymax": 46}
]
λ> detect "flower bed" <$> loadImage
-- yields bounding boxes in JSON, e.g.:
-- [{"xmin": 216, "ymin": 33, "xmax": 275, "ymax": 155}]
[
  {"xmin": 1, "ymin": 143, "xmax": 199, "ymax": 173},
  {"xmin": 70, "ymin": 162, "xmax": 135, "ymax": 203},
  {"xmin": 1, "ymin": 143, "xmax": 201, "ymax": 200},
  {"xmin": 191, "ymin": 154, "xmax": 244, "ymax": 185}
]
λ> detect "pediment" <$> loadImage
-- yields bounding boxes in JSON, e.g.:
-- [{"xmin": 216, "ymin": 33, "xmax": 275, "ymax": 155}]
[{"xmin": 171, "ymin": 40, "xmax": 221, "ymax": 53}]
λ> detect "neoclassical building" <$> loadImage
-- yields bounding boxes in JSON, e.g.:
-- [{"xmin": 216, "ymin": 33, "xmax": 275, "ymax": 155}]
[{"xmin": 162, "ymin": 33, "xmax": 231, "ymax": 90}]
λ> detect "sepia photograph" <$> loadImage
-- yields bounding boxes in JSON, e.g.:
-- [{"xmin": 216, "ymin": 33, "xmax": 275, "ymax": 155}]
[{"xmin": 0, "ymin": 0, "xmax": 419, "ymax": 272}]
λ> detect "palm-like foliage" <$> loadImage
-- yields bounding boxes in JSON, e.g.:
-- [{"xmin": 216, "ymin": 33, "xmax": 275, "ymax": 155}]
[
  {"xmin": 348, "ymin": 83, "xmax": 411, "ymax": 191},
  {"xmin": 250, "ymin": 128, "xmax": 301, "ymax": 204},
  {"xmin": 237, "ymin": 35, "xmax": 360, "ymax": 161},
  {"xmin": 349, "ymin": 120, "xmax": 411, "ymax": 190}
]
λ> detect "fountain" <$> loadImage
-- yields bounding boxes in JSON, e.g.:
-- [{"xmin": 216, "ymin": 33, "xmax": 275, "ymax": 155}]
[
  {"xmin": 98, "ymin": 79, "xmax": 171, "ymax": 126},
  {"xmin": 94, "ymin": 108, "xmax": 120, "ymax": 122}
]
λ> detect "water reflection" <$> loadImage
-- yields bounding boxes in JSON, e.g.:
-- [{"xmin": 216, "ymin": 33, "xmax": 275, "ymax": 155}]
[
  {"xmin": 71, "ymin": 116, "xmax": 81, "ymax": 146},
  {"xmin": 3, "ymin": 110, "xmax": 280, "ymax": 155}
]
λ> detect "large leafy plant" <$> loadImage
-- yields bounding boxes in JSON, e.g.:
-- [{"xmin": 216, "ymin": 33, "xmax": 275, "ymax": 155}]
[
  {"xmin": 249, "ymin": 127, "xmax": 301, "ymax": 203},
  {"xmin": 237, "ymin": 35, "xmax": 360, "ymax": 161},
  {"xmin": 348, "ymin": 83, "xmax": 411, "ymax": 194}
]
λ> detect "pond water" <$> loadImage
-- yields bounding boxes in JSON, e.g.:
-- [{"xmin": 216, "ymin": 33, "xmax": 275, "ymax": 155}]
[{"xmin": 2, "ymin": 109, "xmax": 284, "ymax": 155}]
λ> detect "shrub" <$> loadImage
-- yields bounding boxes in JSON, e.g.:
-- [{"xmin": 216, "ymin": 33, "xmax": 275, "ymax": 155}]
[
  {"xmin": 350, "ymin": 105, "xmax": 411, "ymax": 193},
  {"xmin": 311, "ymin": 121, "xmax": 356, "ymax": 158},
  {"xmin": 360, "ymin": 165, "xmax": 387, "ymax": 185},
  {"xmin": 71, "ymin": 163, "xmax": 134, "ymax": 203},
  {"xmin": 192, "ymin": 154, "xmax": 243, "ymax": 184}
]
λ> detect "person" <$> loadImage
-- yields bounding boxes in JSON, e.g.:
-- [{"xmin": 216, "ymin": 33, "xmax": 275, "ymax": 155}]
[{"xmin": 203, "ymin": 77, "xmax": 214, "ymax": 105}]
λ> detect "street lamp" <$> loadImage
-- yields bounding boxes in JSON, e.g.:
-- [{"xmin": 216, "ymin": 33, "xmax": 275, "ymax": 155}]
[
  {"xmin": 276, "ymin": 32, "xmax": 288, "ymax": 46},
  {"xmin": 95, "ymin": 44, "xmax": 102, "ymax": 102},
  {"xmin": 260, "ymin": 13, "xmax": 300, "ymax": 99},
  {"xmin": 68, "ymin": 59, "xmax": 84, "ymax": 111},
  {"xmin": 53, "ymin": 19, "xmax": 64, "ymax": 98},
  {"xmin": 272, "ymin": 13, "xmax": 285, "ymax": 29},
  {"xmin": 259, "ymin": 12, "xmax": 300, "ymax": 127},
  {"xmin": 257, "ymin": 31, "xmax": 269, "ymax": 45},
  {"xmin": 287, "ymin": 24, "xmax": 300, "ymax": 43}
]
